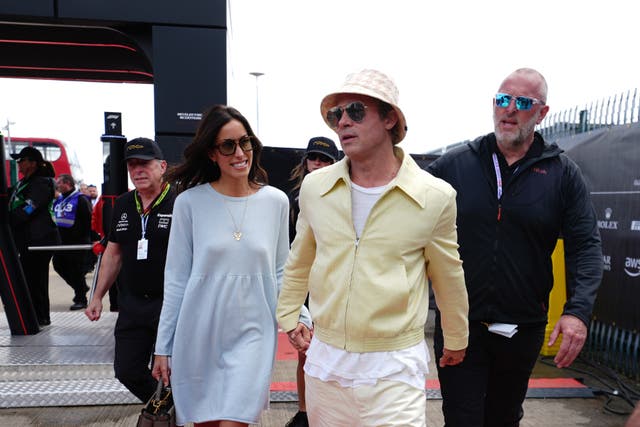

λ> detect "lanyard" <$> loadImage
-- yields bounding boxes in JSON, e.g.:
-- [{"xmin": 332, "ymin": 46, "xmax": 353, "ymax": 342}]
[
  {"xmin": 491, "ymin": 153, "xmax": 502, "ymax": 200},
  {"xmin": 9, "ymin": 182, "xmax": 27, "ymax": 210},
  {"xmin": 134, "ymin": 183, "xmax": 170, "ymax": 239}
]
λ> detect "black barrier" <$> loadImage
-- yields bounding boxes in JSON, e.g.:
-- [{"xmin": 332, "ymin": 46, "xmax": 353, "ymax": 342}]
[
  {"xmin": 559, "ymin": 124, "xmax": 640, "ymax": 331},
  {"xmin": 100, "ymin": 113, "xmax": 128, "ymax": 236},
  {"xmin": 260, "ymin": 147, "xmax": 306, "ymax": 195},
  {"xmin": 558, "ymin": 123, "xmax": 640, "ymax": 379},
  {"xmin": 0, "ymin": 134, "xmax": 40, "ymax": 335}
]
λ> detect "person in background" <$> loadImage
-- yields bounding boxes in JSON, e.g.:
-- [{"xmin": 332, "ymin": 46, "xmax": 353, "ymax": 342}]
[
  {"xmin": 85, "ymin": 137, "xmax": 176, "ymax": 402},
  {"xmin": 8, "ymin": 146, "xmax": 60, "ymax": 326},
  {"xmin": 82, "ymin": 184, "xmax": 100, "ymax": 276},
  {"xmin": 288, "ymin": 136, "xmax": 339, "ymax": 242},
  {"xmin": 79, "ymin": 182, "xmax": 90, "ymax": 196},
  {"xmin": 285, "ymin": 136, "xmax": 338, "ymax": 427},
  {"xmin": 87, "ymin": 184, "xmax": 99, "ymax": 207},
  {"xmin": 152, "ymin": 105, "xmax": 310, "ymax": 427},
  {"xmin": 277, "ymin": 69, "xmax": 469, "ymax": 426},
  {"xmin": 427, "ymin": 68, "xmax": 603, "ymax": 426},
  {"xmin": 52, "ymin": 174, "xmax": 93, "ymax": 310}
]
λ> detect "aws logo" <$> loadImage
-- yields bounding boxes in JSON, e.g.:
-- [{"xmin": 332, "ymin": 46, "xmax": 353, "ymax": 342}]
[{"xmin": 624, "ymin": 257, "xmax": 640, "ymax": 277}]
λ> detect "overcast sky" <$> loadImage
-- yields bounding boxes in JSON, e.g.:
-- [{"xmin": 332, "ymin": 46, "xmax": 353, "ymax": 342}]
[{"xmin": 2, "ymin": 0, "xmax": 639, "ymax": 187}]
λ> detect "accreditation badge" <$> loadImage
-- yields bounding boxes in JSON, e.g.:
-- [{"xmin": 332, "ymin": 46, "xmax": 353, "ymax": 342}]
[{"xmin": 137, "ymin": 238, "xmax": 148, "ymax": 260}]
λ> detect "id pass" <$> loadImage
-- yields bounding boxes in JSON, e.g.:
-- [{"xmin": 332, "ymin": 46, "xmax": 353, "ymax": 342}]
[{"xmin": 137, "ymin": 238, "xmax": 148, "ymax": 260}]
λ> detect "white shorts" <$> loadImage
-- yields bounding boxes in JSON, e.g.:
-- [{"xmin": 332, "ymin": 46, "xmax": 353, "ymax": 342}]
[{"xmin": 305, "ymin": 374, "xmax": 426, "ymax": 427}]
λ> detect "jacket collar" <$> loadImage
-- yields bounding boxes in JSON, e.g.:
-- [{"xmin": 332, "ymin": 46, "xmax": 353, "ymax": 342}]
[
  {"xmin": 469, "ymin": 131, "xmax": 563, "ymax": 159},
  {"xmin": 316, "ymin": 146, "xmax": 428, "ymax": 209}
]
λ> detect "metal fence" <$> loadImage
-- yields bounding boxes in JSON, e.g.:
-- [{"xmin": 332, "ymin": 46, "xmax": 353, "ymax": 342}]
[
  {"xmin": 586, "ymin": 320, "xmax": 640, "ymax": 381},
  {"xmin": 538, "ymin": 88, "xmax": 640, "ymax": 141}
]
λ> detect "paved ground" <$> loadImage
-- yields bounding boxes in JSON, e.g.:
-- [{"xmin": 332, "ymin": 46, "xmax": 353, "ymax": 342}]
[{"xmin": 0, "ymin": 265, "xmax": 636, "ymax": 426}]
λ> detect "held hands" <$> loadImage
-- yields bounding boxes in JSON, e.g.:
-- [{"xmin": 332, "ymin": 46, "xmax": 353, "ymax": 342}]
[
  {"xmin": 548, "ymin": 314, "xmax": 587, "ymax": 368},
  {"xmin": 287, "ymin": 323, "xmax": 312, "ymax": 354},
  {"xmin": 152, "ymin": 355, "xmax": 171, "ymax": 387},
  {"xmin": 439, "ymin": 348, "xmax": 466, "ymax": 368}
]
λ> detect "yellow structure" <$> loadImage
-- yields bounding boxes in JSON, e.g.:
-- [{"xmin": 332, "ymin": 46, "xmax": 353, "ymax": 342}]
[{"xmin": 541, "ymin": 239, "xmax": 567, "ymax": 356}]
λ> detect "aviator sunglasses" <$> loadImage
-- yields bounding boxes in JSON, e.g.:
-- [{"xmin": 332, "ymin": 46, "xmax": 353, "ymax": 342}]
[
  {"xmin": 215, "ymin": 135, "xmax": 254, "ymax": 156},
  {"xmin": 495, "ymin": 93, "xmax": 544, "ymax": 111},
  {"xmin": 326, "ymin": 101, "xmax": 368, "ymax": 129}
]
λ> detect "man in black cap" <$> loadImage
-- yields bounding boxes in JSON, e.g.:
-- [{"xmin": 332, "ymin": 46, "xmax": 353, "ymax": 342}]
[{"xmin": 85, "ymin": 137, "xmax": 176, "ymax": 402}]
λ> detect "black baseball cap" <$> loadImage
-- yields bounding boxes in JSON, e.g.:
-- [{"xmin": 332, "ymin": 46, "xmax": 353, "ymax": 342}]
[
  {"xmin": 306, "ymin": 137, "xmax": 338, "ymax": 162},
  {"xmin": 124, "ymin": 137, "xmax": 164, "ymax": 161},
  {"xmin": 10, "ymin": 146, "xmax": 44, "ymax": 163}
]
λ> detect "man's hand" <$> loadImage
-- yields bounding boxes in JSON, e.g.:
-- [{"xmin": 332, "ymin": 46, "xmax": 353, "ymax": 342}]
[
  {"xmin": 439, "ymin": 348, "xmax": 466, "ymax": 367},
  {"xmin": 548, "ymin": 314, "xmax": 587, "ymax": 368},
  {"xmin": 84, "ymin": 298, "xmax": 103, "ymax": 321},
  {"xmin": 287, "ymin": 323, "xmax": 312, "ymax": 354}
]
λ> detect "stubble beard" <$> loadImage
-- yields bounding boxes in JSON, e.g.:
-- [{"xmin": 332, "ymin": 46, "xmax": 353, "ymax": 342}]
[{"xmin": 494, "ymin": 114, "xmax": 538, "ymax": 150}]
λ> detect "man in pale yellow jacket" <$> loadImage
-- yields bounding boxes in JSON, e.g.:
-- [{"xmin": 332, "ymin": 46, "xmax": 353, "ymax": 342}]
[{"xmin": 277, "ymin": 69, "xmax": 468, "ymax": 427}]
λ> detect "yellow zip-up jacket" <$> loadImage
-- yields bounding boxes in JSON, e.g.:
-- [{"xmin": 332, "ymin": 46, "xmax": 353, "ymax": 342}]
[{"xmin": 277, "ymin": 147, "xmax": 468, "ymax": 352}]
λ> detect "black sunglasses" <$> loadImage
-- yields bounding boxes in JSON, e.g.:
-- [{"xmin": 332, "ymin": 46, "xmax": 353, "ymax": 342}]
[
  {"xmin": 326, "ymin": 101, "xmax": 368, "ymax": 129},
  {"xmin": 306, "ymin": 153, "xmax": 333, "ymax": 163},
  {"xmin": 215, "ymin": 135, "xmax": 254, "ymax": 156}
]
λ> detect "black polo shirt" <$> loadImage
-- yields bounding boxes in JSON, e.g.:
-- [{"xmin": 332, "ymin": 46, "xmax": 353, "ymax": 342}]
[{"xmin": 108, "ymin": 188, "xmax": 176, "ymax": 298}]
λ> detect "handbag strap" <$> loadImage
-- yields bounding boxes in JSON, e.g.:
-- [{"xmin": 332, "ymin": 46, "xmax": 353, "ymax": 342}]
[{"xmin": 150, "ymin": 380, "xmax": 172, "ymax": 415}]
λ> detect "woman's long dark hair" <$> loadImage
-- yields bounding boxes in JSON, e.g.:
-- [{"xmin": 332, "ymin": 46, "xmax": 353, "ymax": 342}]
[
  {"xmin": 166, "ymin": 105, "xmax": 268, "ymax": 194},
  {"xmin": 288, "ymin": 157, "xmax": 310, "ymax": 194}
]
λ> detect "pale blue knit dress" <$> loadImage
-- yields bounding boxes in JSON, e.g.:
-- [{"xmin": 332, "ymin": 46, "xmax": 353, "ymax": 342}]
[{"xmin": 154, "ymin": 184, "xmax": 289, "ymax": 425}]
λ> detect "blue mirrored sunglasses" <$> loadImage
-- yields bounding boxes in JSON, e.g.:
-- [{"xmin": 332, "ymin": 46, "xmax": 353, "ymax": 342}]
[{"xmin": 495, "ymin": 93, "xmax": 544, "ymax": 111}]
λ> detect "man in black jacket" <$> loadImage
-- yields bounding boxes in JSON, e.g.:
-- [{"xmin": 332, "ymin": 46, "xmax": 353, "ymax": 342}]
[{"xmin": 428, "ymin": 68, "xmax": 603, "ymax": 427}]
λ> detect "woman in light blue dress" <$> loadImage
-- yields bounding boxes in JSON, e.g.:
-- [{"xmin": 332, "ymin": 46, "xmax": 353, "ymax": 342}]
[{"xmin": 152, "ymin": 105, "xmax": 305, "ymax": 427}]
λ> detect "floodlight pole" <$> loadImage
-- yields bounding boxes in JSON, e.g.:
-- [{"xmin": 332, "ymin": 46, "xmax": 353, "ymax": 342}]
[{"xmin": 2, "ymin": 119, "xmax": 15, "ymax": 147}]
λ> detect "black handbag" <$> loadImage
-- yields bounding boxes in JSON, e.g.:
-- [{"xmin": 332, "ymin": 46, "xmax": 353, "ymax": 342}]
[{"xmin": 136, "ymin": 380, "xmax": 176, "ymax": 427}]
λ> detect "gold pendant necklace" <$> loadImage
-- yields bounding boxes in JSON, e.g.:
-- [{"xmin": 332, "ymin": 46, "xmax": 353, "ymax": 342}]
[{"xmin": 222, "ymin": 196, "xmax": 249, "ymax": 241}]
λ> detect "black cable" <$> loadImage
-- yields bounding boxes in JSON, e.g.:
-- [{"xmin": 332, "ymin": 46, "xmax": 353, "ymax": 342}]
[{"xmin": 539, "ymin": 355, "xmax": 639, "ymax": 416}]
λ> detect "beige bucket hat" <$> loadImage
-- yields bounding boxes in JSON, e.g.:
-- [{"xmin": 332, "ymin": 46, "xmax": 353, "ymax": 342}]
[{"xmin": 320, "ymin": 69, "xmax": 407, "ymax": 144}]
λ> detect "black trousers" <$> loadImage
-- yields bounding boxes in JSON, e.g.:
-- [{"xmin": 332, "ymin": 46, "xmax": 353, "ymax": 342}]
[
  {"xmin": 114, "ymin": 294, "xmax": 162, "ymax": 402},
  {"xmin": 19, "ymin": 249, "xmax": 53, "ymax": 324},
  {"xmin": 52, "ymin": 250, "xmax": 89, "ymax": 304},
  {"xmin": 434, "ymin": 311, "xmax": 545, "ymax": 427}
]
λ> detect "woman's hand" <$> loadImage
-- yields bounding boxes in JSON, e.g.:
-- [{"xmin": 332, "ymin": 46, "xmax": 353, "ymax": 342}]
[
  {"xmin": 287, "ymin": 322, "xmax": 312, "ymax": 354},
  {"xmin": 152, "ymin": 355, "xmax": 171, "ymax": 386}
]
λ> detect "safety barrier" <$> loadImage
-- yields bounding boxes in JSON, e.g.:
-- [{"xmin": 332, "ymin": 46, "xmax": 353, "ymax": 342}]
[{"xmin": 585, "ymin": 320, "xmax": 640, "ymax": 381}]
